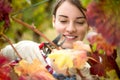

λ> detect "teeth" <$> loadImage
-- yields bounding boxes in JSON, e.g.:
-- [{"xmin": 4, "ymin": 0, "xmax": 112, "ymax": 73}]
[{"xmin": 66, "ymin": 36, "xmax": 75, "ymax": 39}]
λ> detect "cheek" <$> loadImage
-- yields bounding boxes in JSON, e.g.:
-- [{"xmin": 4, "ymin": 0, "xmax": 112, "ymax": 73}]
[
  {"xmin": 77, "ymin": 27, "xmax": 88, "ymax": 38},
  {"xmin": 54, "ymin": 22, "xmax": 65, "ymax": 33}
]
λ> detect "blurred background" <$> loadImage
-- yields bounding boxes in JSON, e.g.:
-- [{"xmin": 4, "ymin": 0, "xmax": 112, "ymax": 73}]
[{"xmin": 2, "ymin": 0, "xmax": 56, "ymax": 46}]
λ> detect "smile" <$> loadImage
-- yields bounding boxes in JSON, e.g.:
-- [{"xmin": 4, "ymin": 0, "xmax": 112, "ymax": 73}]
[{"xmin": 64, "ymin": 35, "xmax": 77, "ymax": 40}]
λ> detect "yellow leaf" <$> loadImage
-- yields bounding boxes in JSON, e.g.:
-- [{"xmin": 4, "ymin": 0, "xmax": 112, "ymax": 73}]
[
  {"xmin": 73, "ymin": 41, "xmax": 91, "ymax": 52},
  {"xmin": 48, "ymin": 49, "xmax": 73, "ymax": 69}
]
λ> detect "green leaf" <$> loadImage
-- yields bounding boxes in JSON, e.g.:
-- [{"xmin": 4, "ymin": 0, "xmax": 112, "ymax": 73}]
[
  {"xmin": 98, "ymin": 49, "xmax": 104, "ymax": 54},
  {"xmin": 106, "ymin": 70, "xmax": 119, "ymax": 80},
  {"xmin": 92, "ymin": 43, "xmax": 97, "ymax": 52}
]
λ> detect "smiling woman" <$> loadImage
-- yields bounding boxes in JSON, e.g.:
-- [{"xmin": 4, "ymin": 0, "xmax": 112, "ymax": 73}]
[{"xmin": 52, "ymin": 0, "xmax": 89, "ymax": 49}]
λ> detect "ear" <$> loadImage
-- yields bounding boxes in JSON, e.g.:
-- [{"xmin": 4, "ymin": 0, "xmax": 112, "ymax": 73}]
[{"xmin": 52, "ymin": 15, "xmax": 56, "ymax": 28}]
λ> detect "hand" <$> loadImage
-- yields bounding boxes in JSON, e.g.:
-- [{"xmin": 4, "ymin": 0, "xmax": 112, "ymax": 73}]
[{"xmin": 1, "ymin": 40, "xmax": 47, "ymax": 66}]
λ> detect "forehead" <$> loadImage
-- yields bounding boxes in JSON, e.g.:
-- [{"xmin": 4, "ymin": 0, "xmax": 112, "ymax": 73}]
[{"xmin": 56, "ymin": 1, "xmax": 84, "ymax": 18}]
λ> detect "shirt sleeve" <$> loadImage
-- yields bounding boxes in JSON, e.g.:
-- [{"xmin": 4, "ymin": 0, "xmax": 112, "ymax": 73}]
[{"xmin": 1, "ymin": 40, "xmax": 47, "ymax": 67}]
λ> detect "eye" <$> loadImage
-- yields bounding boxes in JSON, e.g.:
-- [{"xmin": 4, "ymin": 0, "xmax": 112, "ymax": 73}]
[
  {"xmin": 60, "ymin": 20, "xmax": 67, "ymax": 23},
  {"xmin": 76, "ymin": 21, "xmax": 84, "ymax": 24},
  {"xmin": 76, "ymin": 20, "xmax": 86, "ymax": 25}
]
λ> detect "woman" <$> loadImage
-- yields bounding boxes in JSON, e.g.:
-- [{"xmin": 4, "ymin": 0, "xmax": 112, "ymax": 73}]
[
  {"xmin": 52, "ymin": 0, "xmax": 89, "ymax": 49},
  {"xmin": 1, "ymin": 0, "xmax": 96, "ymax": 80}
]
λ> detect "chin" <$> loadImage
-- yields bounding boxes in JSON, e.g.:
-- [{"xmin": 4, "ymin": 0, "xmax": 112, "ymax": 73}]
[{"xmin": 62, "ymin": 42, "xmax": 73, "ymax": 49}]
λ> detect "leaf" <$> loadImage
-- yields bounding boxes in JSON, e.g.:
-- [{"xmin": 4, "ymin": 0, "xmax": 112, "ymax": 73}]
[
  {"xmin": 48, "ymin": 49, "xmax": 88, "ymax": 76},
  {"xmin": 88, "ymin": 50, "xmax": 120, "ymax": 78},
  {"xmin": 48, "ymin": 49, "xmax": 73, "ymax": 69},
  {"xmin": 90, "ymin": 63, "xmax": 105, "ymax": 76},
  {"xmin": 86, "ymin": 0, "xmax": 120, "ymax": 46},
  {"xmin": 73, "ymin": 41, "xmax": 91, "ymax": 52},
  {"xmin": 0, "ymin": 55, "xmax": 11, "ymax": 80},
  {"xmin": 88, "ymin": 53, "xmax": 106, "ymax": 76},
  {"xmin": 14, "ymin": 59, "xmax": 56, "ymax": 80},
  {"xmin": 98, "ymin": 49, "xmax": 104, "ymax": 54},
  {"xmin": 92, "ymin": 43, "xmax": 97, "ymax": 52},
  {"xmin": 88, "ymin": 34, "xmax": 116, "ymax": 56},
  {"xmin": 106, "ymin": 70, "xmax": 119, "ymax": 80},
  {"xmin": 73, "ymin": 51, "xmax": 88, "ymax": 69}
]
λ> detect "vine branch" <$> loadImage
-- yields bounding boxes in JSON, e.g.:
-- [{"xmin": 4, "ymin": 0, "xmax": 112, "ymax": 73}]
[
  {"xmin": 1, "ymin": 33, "xmax": 22, "ymax": 59},
  {"xmin": 12, "ymin": 17, "xmax": 59, "ymax": 50}
]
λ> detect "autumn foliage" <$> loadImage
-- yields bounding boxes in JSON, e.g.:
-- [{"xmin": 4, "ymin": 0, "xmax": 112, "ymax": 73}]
[{"xmin": 86, "ymin": 0, "xmax": 120, "ymax": 46}]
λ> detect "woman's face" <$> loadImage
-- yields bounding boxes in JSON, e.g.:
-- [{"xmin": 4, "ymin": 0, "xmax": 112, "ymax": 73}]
[{"xmin": 53, "ymin": 1, "xmax": 88, "ymax": 49}]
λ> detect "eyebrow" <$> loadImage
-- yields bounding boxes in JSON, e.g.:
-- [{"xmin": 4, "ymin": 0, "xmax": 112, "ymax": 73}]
[
  {"xmin": 59, "ymin": 15, "xmax": 68, "ymax": 18},
  {"xmin": 76, "ymin": 16, "xmax": 86, "ymax": 19},
  {"xmin": 59, "ymin": 15, "xmax": 85, "ymax": 19}
]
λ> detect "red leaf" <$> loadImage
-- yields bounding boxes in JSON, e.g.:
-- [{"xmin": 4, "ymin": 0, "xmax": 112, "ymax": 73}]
[{"xmin": 86, "ymin": 0, "xmax": 120, "ymax": 46}]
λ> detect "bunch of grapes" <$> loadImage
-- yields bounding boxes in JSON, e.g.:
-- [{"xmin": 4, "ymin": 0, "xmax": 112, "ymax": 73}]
[
  {"xmin": 0, "ymin": 0, "xmax": 12, "ymax": 29},
  {"xmin": 53, "ymin": 74, "xmax": 76, "ymax": 80}
]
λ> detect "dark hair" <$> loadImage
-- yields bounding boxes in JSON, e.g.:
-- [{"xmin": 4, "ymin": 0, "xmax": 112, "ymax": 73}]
[{"xmin": 52, "ymin": 0, "xmax": 86, "ymax": 18}]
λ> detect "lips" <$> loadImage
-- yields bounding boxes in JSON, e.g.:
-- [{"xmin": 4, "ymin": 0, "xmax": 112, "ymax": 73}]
[{"xmin": 63, "ymin": 35, "xmax": 78, "ymax": 40}]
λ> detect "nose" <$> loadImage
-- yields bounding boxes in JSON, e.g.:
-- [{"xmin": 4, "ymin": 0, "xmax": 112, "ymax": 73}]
[{"xmin": 66, "ymin": 22, "xmax": 76, "ymax": 33}]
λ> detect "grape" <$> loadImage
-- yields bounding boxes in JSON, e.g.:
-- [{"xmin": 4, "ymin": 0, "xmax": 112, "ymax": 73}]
[{"xmin": 53, "ymin": 73, "xmax": 76, "ymax": 80}]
